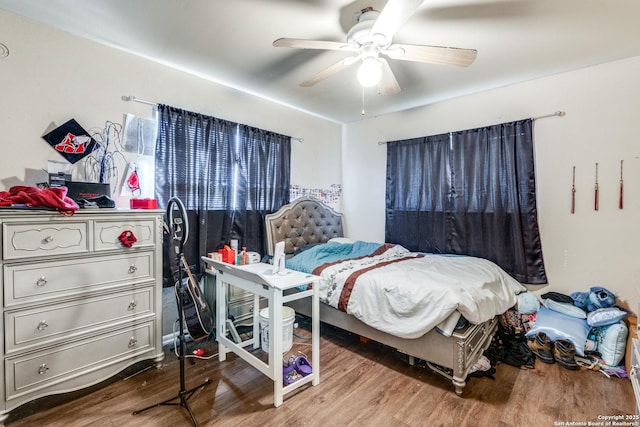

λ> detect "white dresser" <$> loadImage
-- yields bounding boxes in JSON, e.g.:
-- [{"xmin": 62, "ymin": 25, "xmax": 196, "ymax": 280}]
[
  {"xmin": 632, "ymin": 298, "xmax": 640, "ymax": 415},
  {"xmin": 632, "ymin": 338, "xmax": 640, "ymax": 414},
  {"xmin": 0, "ymin": 209, "xmax": 164, "ymax": 424}
]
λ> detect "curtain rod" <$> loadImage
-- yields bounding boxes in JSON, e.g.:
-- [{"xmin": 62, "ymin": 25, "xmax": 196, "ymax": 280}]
[
  {"xmin": 121, "ymin": 95, "xmax": 304, "ymax": 142},
  {"xmin": 533, "ymin": 110, "xmax": 565, "ymax": 120},
  {"xmin": 377, "ymin": 110, "xmax": 566, "ymax": 145},
  {"xmin": 121, "ymin": 95, "xmax": 156, "ymax": 106}
]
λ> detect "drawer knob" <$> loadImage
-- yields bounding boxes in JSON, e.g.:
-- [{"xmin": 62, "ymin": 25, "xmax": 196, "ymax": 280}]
[
  {"xmin": 128, "ymin": 337, "xmax": 138, "ymax": 348},
  {"xmin": 37, "ymin": 320, "xmax": 49, "ymax": 331},
  {"xmin": 43, "ymin": 235, "xmax": 54, "ymax": 244},
  {"xmin": 36, "ymin": 276, "xmax": 48, "ymax": 287},
  {"xmin": 38, "ymin": 364, "xmax": 49, "ymax": 375},
  {"xmin": 128, "ymin": 265, "xmax": 138, "ymax": 274},
  {"xmin": 128, "ymin": 301, "xmax": 137, "ymax": 311}
]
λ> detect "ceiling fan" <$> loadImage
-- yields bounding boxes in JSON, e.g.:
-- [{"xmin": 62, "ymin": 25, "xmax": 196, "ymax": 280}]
[{"xmin": 273, "ymin": 0, "xmax": 477, "ymax": 95}]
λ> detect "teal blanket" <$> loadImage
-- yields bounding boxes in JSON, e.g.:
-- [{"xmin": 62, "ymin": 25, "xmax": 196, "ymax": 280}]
[{"xmin": 286, "ymin": 241, "xmax": 382, "ymax": 274}]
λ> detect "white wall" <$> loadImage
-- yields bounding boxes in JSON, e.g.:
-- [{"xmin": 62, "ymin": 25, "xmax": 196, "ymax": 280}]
[
  {"xmin": 343, "ymin": 56, "xmax": 640, "ymax": 312},
  {"xmin": 0, "ymin": 10, "xmax": 342, "ymax": 209}
]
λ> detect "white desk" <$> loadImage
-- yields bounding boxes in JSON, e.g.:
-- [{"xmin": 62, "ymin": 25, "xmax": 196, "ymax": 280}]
[{"xmin": 201, "ymin": 259, "xmax": 321, "ymax": 407}]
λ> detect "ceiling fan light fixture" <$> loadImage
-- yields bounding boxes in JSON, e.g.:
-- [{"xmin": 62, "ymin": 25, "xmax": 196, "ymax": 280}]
[{"xmin": 357, "ymin": 57, "xmax": 382, "ymax": 87}]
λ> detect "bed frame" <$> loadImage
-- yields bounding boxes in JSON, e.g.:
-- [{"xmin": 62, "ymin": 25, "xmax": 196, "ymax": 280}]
[{"xmin": 264, "ymin": 196, "xmax": 498, "ymax": 395}]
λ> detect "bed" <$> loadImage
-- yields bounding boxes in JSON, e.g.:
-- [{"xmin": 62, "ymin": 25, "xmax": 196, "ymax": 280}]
[{"xmin": 264, "ymin": 196, "xmax": 526, "ymax": 395}]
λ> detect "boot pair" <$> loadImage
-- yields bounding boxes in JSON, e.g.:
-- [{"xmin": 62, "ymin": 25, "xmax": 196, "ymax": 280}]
[{"xmin": 527, "ymin": 332, "xmax": 577, "ymax": 370}]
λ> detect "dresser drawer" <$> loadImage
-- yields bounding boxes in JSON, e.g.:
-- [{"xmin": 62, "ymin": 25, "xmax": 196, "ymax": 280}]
[
  {"xmin": 5, "ymin": 286, "xmax": 155, "ymax": 353},
  {"xmin": 5, "ymin": 321, "xmax": 154, "ymax": 401},
  {"xmin": 2, "ymin": 221, "xmax": 89, "ymax": 260},
  {"xmin": 4, "ymin": 252, "xmax": 154, "ymax": 306},
  {"xmin": 94, "ymin": 219, "xmax": 156, "ymax": 251},
  {"xmin": 631, "ymin": 339, "xmax": 640, "ymax": 415}
]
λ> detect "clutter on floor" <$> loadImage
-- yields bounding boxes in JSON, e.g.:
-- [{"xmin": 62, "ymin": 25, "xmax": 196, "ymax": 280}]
[{"xmin": 470, "ymin": 286, "xmax": 632, "ymax": 381}]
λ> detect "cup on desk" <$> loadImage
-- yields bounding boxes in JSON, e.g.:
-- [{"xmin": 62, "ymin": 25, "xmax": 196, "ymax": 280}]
[{"xmin": 206, "ymin": 252, "xmax": 222, "ymax": 270}]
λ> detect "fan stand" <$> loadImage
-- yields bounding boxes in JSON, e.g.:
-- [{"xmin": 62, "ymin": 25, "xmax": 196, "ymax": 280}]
[{"xmin": 132, "ymin": 197, "xmax": 212, "ymax": 427}]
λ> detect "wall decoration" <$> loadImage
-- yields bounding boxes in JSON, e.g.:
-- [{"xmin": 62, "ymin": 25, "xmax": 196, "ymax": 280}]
[
  {"xmin": 594, "ymin": 162, "xmax": 599, "ymax": 211},
  {"xmin": 571, "ymin": 166, "xmax": 576, "ymax": 214},
  {"xmin": 122, "ymin": 113, "xmax": 157, "ymax": 156},
  {"xmin": 290, "ymin": 184, "xmax": 342, "ymax": 208},
  {"xmin": 619, "ymin": 160, "xmax": 624, "ymax": 210},
  {"xmin": 83, "ymin": 121, "xmax": 127, "ymax": 196},
  {"xmin": 0, "ymin": 43, "xmax": 9, "ymax": 59},
  {"xmin": 42, "ymin": 119, "xmax": 98, "ymax": 164}
]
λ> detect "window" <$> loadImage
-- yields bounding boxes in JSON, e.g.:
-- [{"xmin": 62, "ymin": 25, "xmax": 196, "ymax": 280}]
[
  {"xmin": 155, "ymin": 105, "xmax": 290, "ymax": 284},
  {"xmin": 385, "ymin": 119, "xmax": 546, "ymax": 284}
]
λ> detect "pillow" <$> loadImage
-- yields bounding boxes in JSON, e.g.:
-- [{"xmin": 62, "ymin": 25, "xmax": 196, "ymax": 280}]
[
  {"xmin": 327, "ymin": 237, "xmax": 356, "ymax": 244},
  {"xmin": 517, "ymin": 292, "xmax": 540, "ymax": 314},
  {"xmin": 587, "ymin": 307, "xmax": 628, "ymax": 327},
  {"xmin": 544, "ymin": 298, "xmax": 587, "ymax": 319},
  {"xmin": 293, "ymin": 242, "xmax": 324, "ymax": 255},
  {"xmin": 526, "ymin": 306, "xmax": 591, "ymax": 356},
  {"xmin": 590, "ymin": 321, "xmax": 628, "ymax": 366}
]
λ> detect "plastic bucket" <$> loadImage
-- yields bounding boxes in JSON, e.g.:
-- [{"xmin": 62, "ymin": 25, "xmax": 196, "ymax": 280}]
[{"xmin": 259, "ymin": 306, "xmax": 295, "ymax": 353}]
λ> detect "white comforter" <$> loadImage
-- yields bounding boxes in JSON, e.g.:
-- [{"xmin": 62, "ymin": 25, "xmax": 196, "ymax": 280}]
[{"xmin": 315, "ymin": 244, "xmax": 526, "ymax": 339}]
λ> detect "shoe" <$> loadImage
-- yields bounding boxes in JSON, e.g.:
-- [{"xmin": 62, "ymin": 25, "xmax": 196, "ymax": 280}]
[
  {"xmin": 294, "ymin": 355, "xmax": 312, "ymax": 377},
  {"xmin": 527, "ymin": 332, "xmax": 554, "ymax": 364},
  {"xmin": 554, "ymin": 339, "xmax": 578, "ymax": 370}
]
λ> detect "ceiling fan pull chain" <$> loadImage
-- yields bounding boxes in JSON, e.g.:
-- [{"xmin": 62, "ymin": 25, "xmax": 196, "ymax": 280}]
[{"xmin": 361, "ymin": 86, "xmax": 366, "ymax": 116}]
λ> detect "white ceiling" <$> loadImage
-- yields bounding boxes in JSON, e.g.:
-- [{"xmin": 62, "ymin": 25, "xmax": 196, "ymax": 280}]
[{"xmin": 2, "ymin": 0, "xmax": 640, "ymax": 124}]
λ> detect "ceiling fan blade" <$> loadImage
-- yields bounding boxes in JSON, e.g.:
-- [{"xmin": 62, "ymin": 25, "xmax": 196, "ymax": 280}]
[
  {"xmin": 377, "ymin": 58, "xmax": 401, "ymax": 96},
  {"xmin": 273, "ymin": 38, "xmax": 358, "ymax": 52},
  {"xmin": 383, "ymin": 43, "xmax": 477, "ymax": 67},
  {"xmin": 300, "ymin": 56, "xmax": 360, "ymax": 87},
  {"xmin": 370, "ymin": 0, "xmax": 425, "ymax": 42}
]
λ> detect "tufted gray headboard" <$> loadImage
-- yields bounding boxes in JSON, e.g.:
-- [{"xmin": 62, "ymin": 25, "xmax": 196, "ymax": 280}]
[{"xmin": 265, "ymin": 196, "xmax": 344, "ymax": 256}]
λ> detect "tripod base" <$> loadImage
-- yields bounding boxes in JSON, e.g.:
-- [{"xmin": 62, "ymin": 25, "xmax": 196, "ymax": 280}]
[{"xmin": 132, "ymin": 378, "xmax": 212, "ymax": 426}]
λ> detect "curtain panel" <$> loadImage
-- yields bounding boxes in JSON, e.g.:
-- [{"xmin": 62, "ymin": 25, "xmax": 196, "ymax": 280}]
[
  {"xmin": 385, "ymin": 119, "xmax": 547, "ymax": 284},
  {"xmin": 233, "ymin": 125, "xmax": 291, "ymax": 253},
  {"xmin": 155, "ymin": 105, "xmax": 291, "ymax": 285}
]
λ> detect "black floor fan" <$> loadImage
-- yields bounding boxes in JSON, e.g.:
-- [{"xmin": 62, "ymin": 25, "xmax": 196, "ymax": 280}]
[{"xmin": 132, "ymin": 197, "xmax": 212, "ymax": 426}]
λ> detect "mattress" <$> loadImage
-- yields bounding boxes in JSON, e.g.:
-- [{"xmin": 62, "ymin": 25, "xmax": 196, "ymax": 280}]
[{"xmin": 286, "ymin": 240, "xmax": 526, "ymax": 339}]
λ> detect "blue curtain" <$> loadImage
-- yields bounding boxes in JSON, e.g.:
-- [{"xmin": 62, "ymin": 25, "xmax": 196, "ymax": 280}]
[
  {"xmin": 155, "ymin": 105, "xmax": 290, "ymax": 284},
  {"xmin": 385, "ymin": 119, "xmax": 547, "ymax": 284}
]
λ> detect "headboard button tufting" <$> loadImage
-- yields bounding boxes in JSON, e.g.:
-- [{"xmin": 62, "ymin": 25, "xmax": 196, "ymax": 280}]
[{"xmin": 264, "ymin": 196, "xmax": 344, "ymax": 256}]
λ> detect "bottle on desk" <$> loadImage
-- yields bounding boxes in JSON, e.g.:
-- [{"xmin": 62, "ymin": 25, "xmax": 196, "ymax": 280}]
[
  {"xmin": 240, "ymin": 247, "xmax": 249, "ymax": 265},
  {"xmin": 230, "ymin": 239, "xmax": 240, "ymax": 265}
]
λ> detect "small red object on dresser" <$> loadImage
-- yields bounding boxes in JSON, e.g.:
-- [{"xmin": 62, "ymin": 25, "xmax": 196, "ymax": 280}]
[{"xmin": 130, "ymin": 198, "xmax": 158, "ymax": 209}]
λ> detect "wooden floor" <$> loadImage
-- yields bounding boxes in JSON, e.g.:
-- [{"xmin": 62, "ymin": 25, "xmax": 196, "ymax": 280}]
[{"xmin": 6, "ymin": 321, "xmax": 636, "ymax": 427}]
